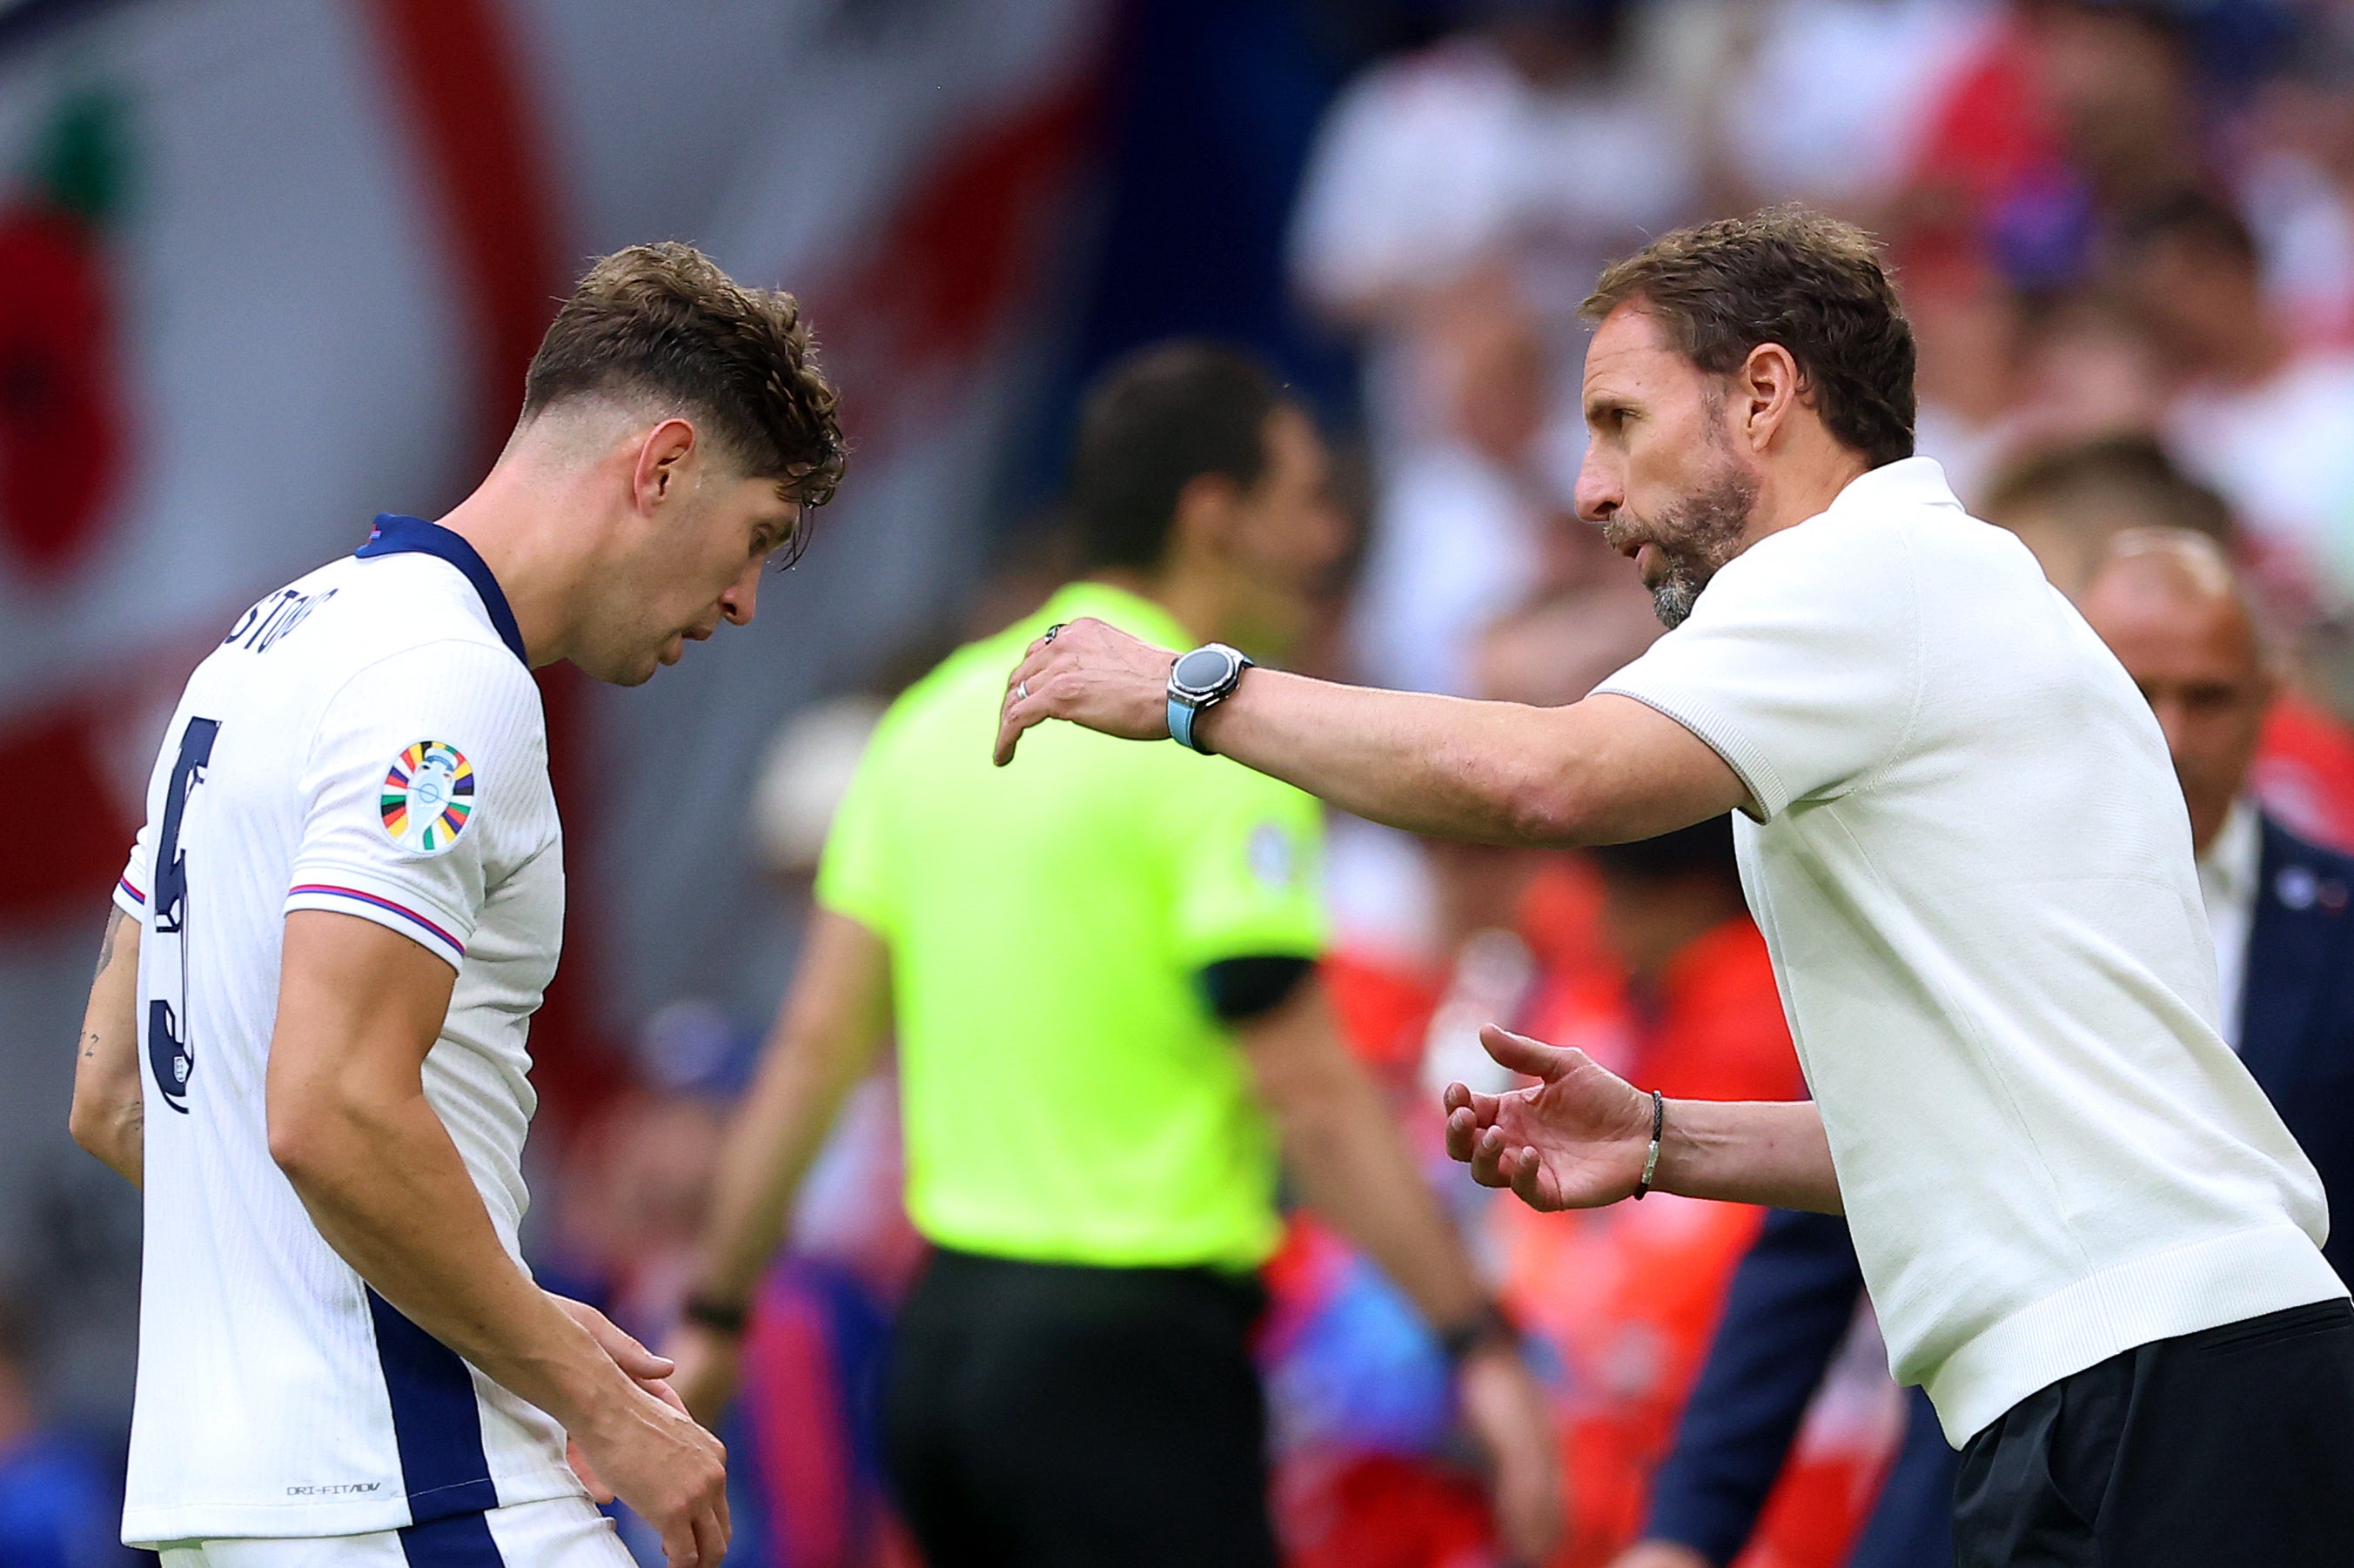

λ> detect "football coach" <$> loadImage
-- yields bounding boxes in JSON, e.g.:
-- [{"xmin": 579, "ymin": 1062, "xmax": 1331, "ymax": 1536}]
[{"xmin": 992, "ymin": 208, "xmax": 2354, "ymax": 1567}]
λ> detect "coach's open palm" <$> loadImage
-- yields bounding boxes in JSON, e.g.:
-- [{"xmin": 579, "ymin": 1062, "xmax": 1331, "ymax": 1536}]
[{"xmin": 1443, "ymin": 1026, "xmax": 1654, "ymax": 1210}]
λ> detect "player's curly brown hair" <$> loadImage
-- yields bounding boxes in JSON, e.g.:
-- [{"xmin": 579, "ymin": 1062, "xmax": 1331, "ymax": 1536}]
[
  {"xmin": 1584, "ymin": 207, "xmax": 1915, "ymax": 468},
  {"xmin": 523, "ymin": 243, "xmax": 846, "ymax": 560}
]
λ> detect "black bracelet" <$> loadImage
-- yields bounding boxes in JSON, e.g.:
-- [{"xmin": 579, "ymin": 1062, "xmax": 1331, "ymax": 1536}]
[
  {"xmin": 681, "ymin": 1294, "xmax": 751, "ymax": 1336},
  {"xmin": 1633, "ymin": 1089, "xmax": 1665, "ymax": 1200},
  {"xmin": 1438, "ymin": 1301, "xmax": 1519, "ymax": 1366}
]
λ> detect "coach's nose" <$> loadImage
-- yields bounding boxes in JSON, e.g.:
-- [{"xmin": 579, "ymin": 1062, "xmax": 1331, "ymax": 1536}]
[{"xmin": 1575, "ymin": 446, "xmax": 1622, "ymax": 526}]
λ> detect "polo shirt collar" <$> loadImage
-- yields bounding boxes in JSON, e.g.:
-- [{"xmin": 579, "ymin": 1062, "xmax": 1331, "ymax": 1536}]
[
  {"xmin": 1823, "ymin": 455, "xmax": 1966, "ymax": 519},
  {"xmin": 356, "ymin": 513, "xmax": 529, "ymax": 666},
  {"xmin": 1039, "ymin": 580, "xmax": 1195, "ymax": 653}
]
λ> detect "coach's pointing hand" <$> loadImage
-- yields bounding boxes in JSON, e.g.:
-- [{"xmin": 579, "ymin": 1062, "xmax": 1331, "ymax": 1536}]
[
  {"xmin": 995, "ymin": 617, "xmax": 1176, "ymax": 765},
  {"xmin": 1444, "ymin": 1026, "xmax": 1654, "ymax": 1210}
]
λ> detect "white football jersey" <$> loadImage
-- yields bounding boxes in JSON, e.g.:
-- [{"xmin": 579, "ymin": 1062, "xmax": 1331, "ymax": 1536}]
[{"xmin": 112, "ymin": 515, "xmax": 581, "ymax": 1544}]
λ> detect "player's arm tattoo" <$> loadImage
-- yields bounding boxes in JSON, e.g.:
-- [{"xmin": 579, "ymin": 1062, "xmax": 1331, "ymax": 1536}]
[{"xmin": 92, "ymin": 906, "xmax": 130, "ymax": 982}]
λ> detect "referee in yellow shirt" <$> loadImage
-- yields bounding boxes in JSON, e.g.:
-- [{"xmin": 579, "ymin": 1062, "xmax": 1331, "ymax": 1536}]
[{"xmin": 664, "ymin": 343, "xmax": 1560, "ymax": 1567}]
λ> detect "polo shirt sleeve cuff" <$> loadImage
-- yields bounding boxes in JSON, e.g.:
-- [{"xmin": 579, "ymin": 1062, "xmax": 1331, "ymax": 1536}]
[
  {"xmin": 1595, "ymin": 680, "xmax": 1795, "ymax": 822},
  {"xmin": 114, "ymin": 874, "xmax": 147, "ymax": 920},
  {"xmin": 285, "ymin": 866, "xmax": 473, "ymax": 970},
  {"xmin": 812, "ymin": 881, "xmax": 891, "ymax": 940},
  {"xmin": 1177, "ymin": 930, "xmax": 1324, "ymax": 975}
]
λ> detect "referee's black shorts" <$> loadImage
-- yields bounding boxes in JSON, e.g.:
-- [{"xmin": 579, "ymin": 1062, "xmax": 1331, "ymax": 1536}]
[
  {"xmin": 1953, "ymin": 1298, "xmax": 2354, "ymax": 1566},
  {"xmin": 881, "ymin": 1246, "xmax": 1278, "ymax": 1568}
]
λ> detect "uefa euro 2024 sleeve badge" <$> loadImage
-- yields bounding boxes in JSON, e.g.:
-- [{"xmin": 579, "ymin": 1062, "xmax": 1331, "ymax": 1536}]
[{"xmin": 380, "ymin": 740, "xmax": 476, "ymax": 854}]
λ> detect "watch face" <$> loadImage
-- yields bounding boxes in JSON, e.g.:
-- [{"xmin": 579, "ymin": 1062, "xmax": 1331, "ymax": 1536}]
[{"xmin": 1173, "ymin": 646, "xmax": 1234, "ymax": 694}]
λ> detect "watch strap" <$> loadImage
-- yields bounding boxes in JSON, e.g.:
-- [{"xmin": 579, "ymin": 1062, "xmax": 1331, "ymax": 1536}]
[{"xmin": 1168, "ymin": 694, "xmax": 1201, "ymax": 754}]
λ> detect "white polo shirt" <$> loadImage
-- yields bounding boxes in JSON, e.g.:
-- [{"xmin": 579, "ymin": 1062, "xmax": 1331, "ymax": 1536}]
[
  {"xmin": 112, "ymin": 515, "xmax": 578, "ymax": 1542},
  {"xmin": 1597, "ymin": 458, "xmax": 2344, "ymax": 1444}
]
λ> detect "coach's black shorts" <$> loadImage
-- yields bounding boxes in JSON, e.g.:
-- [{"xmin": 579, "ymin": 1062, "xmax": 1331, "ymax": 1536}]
[
  {"xmin": 1953, "ymin": 1297, "xmax": 2354, "ymax": 1566},
  {"xmin": 881, "ymin": 1246, "xmax": 1278, "ymax": 1568}
]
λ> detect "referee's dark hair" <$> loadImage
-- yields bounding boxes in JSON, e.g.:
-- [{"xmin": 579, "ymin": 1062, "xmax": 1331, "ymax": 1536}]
[
  {"xmin": 1584, "ymin": 205, "xmax": 1915, "ymax": 469},
  {"xmin": 1069, "ymin": 340, "xmax": 1283, "ymax": 571}
]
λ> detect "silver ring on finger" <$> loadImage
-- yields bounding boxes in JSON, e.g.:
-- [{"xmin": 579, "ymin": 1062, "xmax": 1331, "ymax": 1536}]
[
  {"xmin": 1043, "ymin": 622, "xmax": 1066, "ymax": 642},
  {"xmin": 1016, "ymin": 680, "xmax": 1029, "ymax": 700}
]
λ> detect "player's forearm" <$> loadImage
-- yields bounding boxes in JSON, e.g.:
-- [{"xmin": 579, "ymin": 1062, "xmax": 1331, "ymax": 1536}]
[
  {"xmin": 69, "ymin": 908, "xmax": 144, "ymax": 1188},
  {"xmin": 1653, "ymin": 1099, "xmax": 1840, "ymax": 1214},
  {"xmin": 273, "ymin": 1087, "xmax": 633, "ymax": 1434}
]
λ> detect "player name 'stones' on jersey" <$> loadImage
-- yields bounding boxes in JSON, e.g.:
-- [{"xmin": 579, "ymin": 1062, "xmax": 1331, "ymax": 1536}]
[{"xmin": 111, "ymin": 516, "xmax": 576, "ymax": 1544}]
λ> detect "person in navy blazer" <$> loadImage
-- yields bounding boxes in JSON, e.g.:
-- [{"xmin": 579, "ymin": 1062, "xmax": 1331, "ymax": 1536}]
[{"xmin": 1615, "ymin": 529, "xmax": 2354, "ymax": 1568}]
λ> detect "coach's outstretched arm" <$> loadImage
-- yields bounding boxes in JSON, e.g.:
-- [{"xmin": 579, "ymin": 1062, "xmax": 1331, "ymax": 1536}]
[
  {"xmin": 993, "ymin": 623, "xmax": 1840, "ymax": 1216},
  {"xmin": 266, "ymin": 911, "xmax": 730, "ymax": 1568},
  {"xmin": 992, "ymin": 619, "xmax": 1746, "ymax": 846}
]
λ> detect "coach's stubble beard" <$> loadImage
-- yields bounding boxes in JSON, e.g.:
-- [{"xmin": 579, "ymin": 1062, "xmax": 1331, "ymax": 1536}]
[{"xmin": 1604, "ymin": 461, "xmax": 1759, "ymax": 629}]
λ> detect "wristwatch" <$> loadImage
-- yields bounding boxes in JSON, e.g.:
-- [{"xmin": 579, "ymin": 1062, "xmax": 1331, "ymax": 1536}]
[{"xmin": 1167, "ymin": 642, "xmax": 1254, "ymax": 754}]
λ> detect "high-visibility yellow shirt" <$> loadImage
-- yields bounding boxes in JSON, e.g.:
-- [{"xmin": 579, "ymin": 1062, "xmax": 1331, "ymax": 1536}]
[{"xmin": 816, "ymin": 581, "xmax": 1324, "ymax": 1270}]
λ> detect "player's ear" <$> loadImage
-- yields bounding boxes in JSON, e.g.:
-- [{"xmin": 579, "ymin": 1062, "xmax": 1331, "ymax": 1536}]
[{"xmin": 633, "ymin": 419, "xmax": 699, "ymax": 514}]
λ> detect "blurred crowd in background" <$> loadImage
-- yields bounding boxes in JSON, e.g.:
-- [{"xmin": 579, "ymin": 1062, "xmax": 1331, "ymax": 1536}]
[{"xmin": 17, "ymin": 0, "xmax": 2354, "ymax": 1564}]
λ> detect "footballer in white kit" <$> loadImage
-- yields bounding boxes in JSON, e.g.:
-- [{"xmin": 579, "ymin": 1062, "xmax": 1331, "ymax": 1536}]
[
  {"xmin": 70, "ymin": 244, "xmax": 846, "ymax": 1568},
  {"xmin": 115, "ymin": 519, "xmax": 575, "ymax": 1545}
]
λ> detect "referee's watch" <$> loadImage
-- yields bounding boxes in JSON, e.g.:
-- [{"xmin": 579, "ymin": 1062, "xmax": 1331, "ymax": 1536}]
[{"xmin": 1167, "ymin": 642, "xmax": 1253, "ymax": 754}]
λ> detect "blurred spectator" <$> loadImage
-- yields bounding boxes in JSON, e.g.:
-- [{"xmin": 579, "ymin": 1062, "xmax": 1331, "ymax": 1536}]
[
  {"xmin": 542, "ymin": 1077, "xmax": 728, "ymax": 1348},
  {"xmin": 1979, "ymin": 433, "xmax": 2235, "ymax": 597},
  {"xmin": 1292, "ymin": 0, "xmax": 1693, "ymax": 383},
  {"xmin": 1345, "ymin": 291, "xmax": 1568, "ymax": 700},
  {"xmin": 1979, "ymin": 432, "xmax": 2354, "ymax": 848},
  {"xmin": 1897, "ymin": 0, "xmax": 2207, "ymax": 289},
  {"xmin": 751, "ymin": 700, "xmax": 891, "ymax": 887},
  {"xmin": 1293, "ymin": 0, "xmax": 1697, "ymax": 719},
  {"xmin": 2242, "ymin": 3, "xmax": 2354, "ymax": 345},
  {"xmin": 0, "ymin": 1291, "xmax": 130, "ymax": 1568},
  {"xmin": 1902, "ymin": 251, "xmax": 2028, "ymax": 499},
  {"xmin": 2113, "ymin": 189, "xmax": 2354, "ymax": 609},
  {"xmin": 1693, "ymin": 0, "xmax": 2000, "ymax": 218},
  {"xmin": 1996, "ymin": 289, "xmax": 2171, "ymax": 459}
]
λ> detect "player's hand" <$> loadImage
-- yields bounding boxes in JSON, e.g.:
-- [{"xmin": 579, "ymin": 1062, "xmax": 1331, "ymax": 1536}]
[
  {"xmin": 994, "ymin": 618, "xmax": 1177, "ymax": 766},
  {"xmin": 1458, "ymin": 1341, "xmax": 1568, "ymax": 1565},
  {"xmin": 1607, "ymin": 1543, "xmax": 1713, "ymax": 1568},
  {"xmin": 547, "ymin": 1296, "xmax": 691, "ymax": 1504},
  {"xmin": 569, "ymin": 1381, "xmax": 730, "ymax": 1568},
  {"xmin": 1443, "ymin": 1025, "xmax": 1653, "ymax": 1210},
  {"xmin": 661, "ymin": 1321, "xmax": 745, "ymax": 1429}
]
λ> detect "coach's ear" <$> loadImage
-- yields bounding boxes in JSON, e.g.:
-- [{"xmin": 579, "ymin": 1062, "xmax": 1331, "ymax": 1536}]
[
  {"xmin": 1733, "ymin": 342, "xmax": 1805, "ymax": 456},
  {"xmin": 633, "ymin": 418, "xmax": 701, "ymax": 516}
]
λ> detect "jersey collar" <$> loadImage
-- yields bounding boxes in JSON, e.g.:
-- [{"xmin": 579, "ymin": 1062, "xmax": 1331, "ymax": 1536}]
[{"xmin": 356, "ymin": 514, "xmax": 529, "ymax": 666}]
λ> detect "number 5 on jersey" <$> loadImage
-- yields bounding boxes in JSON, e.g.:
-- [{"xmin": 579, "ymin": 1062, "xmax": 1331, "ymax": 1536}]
[{"xmin": 148, "ymin": 718, "xmax": 218, "ymax": 1115}]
